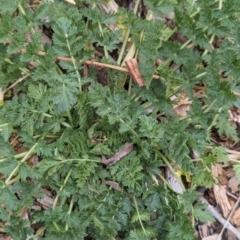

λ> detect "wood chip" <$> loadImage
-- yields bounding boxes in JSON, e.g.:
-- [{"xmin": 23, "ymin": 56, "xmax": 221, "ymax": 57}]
[
  {"xmin": 227, "ymin": 229, "xmax": 238, "ymax": 240},
  {"xmin": 214, "ymin": 185, "xmax": 232, "ymax": 218},
  {"xmin": 219, "ymin": 175, "xmax": 228, "ymax": 185},
  {"xmin": 212, "ymin": 164, "xmax": 232, "ymax": 218},
  {"xmin": 231, "ymin": 207, "xmax": 240, "ymax": 226},
  {"xmin": 202, "ymin": 234, "xmax": 220, "ymax": 240},
  {"xmin": 201, "ymin": 223, "xmax": 210, "ymax": 237}
]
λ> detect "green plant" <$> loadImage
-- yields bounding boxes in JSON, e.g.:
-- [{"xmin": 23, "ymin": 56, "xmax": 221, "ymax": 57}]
[{"xmin": 0, "ymin": 0, "xmax": 240, "ymax": 239}]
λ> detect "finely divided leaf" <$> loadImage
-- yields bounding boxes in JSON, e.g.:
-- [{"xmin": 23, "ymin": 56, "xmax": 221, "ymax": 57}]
[{"xmin": 51, "ymin": 75, "xmax": 78, "ymax": 114}]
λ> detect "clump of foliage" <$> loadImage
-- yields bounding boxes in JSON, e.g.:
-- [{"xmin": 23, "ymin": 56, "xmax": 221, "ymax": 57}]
[{"xmin": 0, "ymin": 0, "xmax": 240, "ymax": 239}]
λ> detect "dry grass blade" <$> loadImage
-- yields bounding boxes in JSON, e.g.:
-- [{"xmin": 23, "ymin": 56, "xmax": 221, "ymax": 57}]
[
  {"xmin": 98, "ymin": 0, "xmax": 119, "ymax": 32},
  {"xmin": 0, "ymin": 88, "xmax": 3, "ymax": 102},
  {"xmin": 64, "ymin": 0, "xmax": 76, "ymax": 5},
  {"xmin": 3, "ymin": 74, "xmax": 32, "ymax": 94}
]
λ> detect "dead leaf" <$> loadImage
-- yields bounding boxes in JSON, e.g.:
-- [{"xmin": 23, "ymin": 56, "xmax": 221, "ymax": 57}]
[
  {"xmin": 0, "ymin": 234, "xmax": 10, "ymax": 240},
  {"xmin": 96, "ymin": 66, "xmax": 109, "ymax": 86},
  {"xmin": 231, "ymin": 207, "xmax": 240, "ymax": 226},
  {"xmin": 229, "ymin": 109, "xmax": 240, "ymax": 124},
  {"xmin": 224, "ymin": 166, "xmax": 236, "ymax": 178},
  {"xmin": 172, "ymin": 92, "xmax": 192, "ymax": 117},
  {"xmin": 104, "ymin": 180, "xmax": 122, "ymax": 191},
  {"xmin": 102, "ymin": 143, "xmax": 133, "ymax": 166},
  {"xmin": 166, "ymin": 167, "xmax": 183, "ymax": 194},
  {"xmin": 173, "ymin": 104, "xmax": 190, "ymax": 117},
  {"xmin": 42, "ymin": 33, "xmax": 52, "ymax": 45},
  {"xmin": 27, "ymin": 154, "xmax": 39, "ymax": 167},
  {"xmin": 214, "ymin": 185, "xmax": 232, "ymax": 218},
  {"xmin": 28, "ymin": 61, "xmax": 39, "ymax": 69},
  {"xmin": 37, "ymin": 194, "xmax": 54, "ymax": 208},
  {"xmin": 125, "ymin": 59, "xmax": 146, "ymax": 87}
]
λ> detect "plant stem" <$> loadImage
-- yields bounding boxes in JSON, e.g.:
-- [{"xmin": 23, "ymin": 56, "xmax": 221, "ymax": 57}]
[
  {"xmin": 66, "ymin": 110, "xmax": 73, "ymax": 126},
  {"xmin": 65, "ymin": 198, "xmax": 74, "ymax": 231},
  {"xmin": 18, "ymin": 3, "xmax": 25, "ymax": 16},
  {"xmin": 65, "ymin": 36, "xmax": 82, "ymax": 92},
  {"xmin": 90, "ymin": 193, "xmax": 109, "ymax": 219},
  {"xmin": 51, "ymin": 168, "xmax": 73, "ymax": 232},
  {"xmin": 206, "ymin": 106, "xmax": 222, "ymax": 132},
  {"xmin": 33, "ymin": 227, "xmax": 46, "ymax": 239},
  {"xmin": 128, "ymin": 78, "xmax": 132, "ymax": 95},
  {"xmin": 180, "ymin": 39, "xmax": 192, "ymax": 50},
  {"xmin": 119, "ymin": 118, "xmax": 138, "ymax": 137},
  {"xmin": 0, "ymin": 152, "xmax": 30, "ymax": 162},
  {"xmin": 59, "ymin": 158, "xmax": 101, "ymax": 164},
  {"xmin": 164, "ymin": 27, "xmax": 177, "ymax": 41},
  {"xmin": 158, "ymin": 151, "xmax": 186, "ymax": 192},
  {"xmin": 97, "ymin": 21, "xmax": 109, "ymax": 58},
  {"xmin": 30, "ymin": 110, "xmax": 72, "ymax": 128},
  {"xmin": 196, "ymin": 72, "xmax": 207, "ymax": 79},
  {"xmin": 53, "ymin": 168, "xmax": 73, "ymax": 208},
  {"xmin": 219, "ymin": 0, "xmax": 223, "ymax": 10},
  {"xmin": 0, "ymin": 123, "xmax": 8, "ymax": 128},
  {"xmin": 133, "ymin": 196, "xmax": 147, "ymax": 236},
  {"xmin": 117, "ymin": 28, "xmax": 130, "ymax": 65},
  {"xmin": 190, "ymin": 8, "xmax": 201, "ymax": 18},
  {"xmin": 117, "ymin": 0, "xmax": 141, "ymax": 65},
  {"xmin": 5, "ymin": 142, "xmax": 38, "ymax": 184},
  {"xmin": 1, "ymin": 57, "xmax": 29, "ymax": 74},
  {"xmin": 204, "ymin": 99, "xmax": 217, "ymax": 113},
  {"xmin": 203, "ymin": 34, "xmax": 215, "ymax": 56}
]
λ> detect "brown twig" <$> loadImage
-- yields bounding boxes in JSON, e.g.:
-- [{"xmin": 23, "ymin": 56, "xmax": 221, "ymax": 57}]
[
  {"xmin": 218, "ymin": 194, "xmax": 240, "ymax": 240},
  {"xmin": 3, "ymin": 73, "xmax": 32, "ymax": 94},
  {"xmin": 35, "ymin": 51, "xmax": 160, "ymax": 80},
  {"xmin": 199, "ymin": 196, "xmax": 240, "ymax": 240}
]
